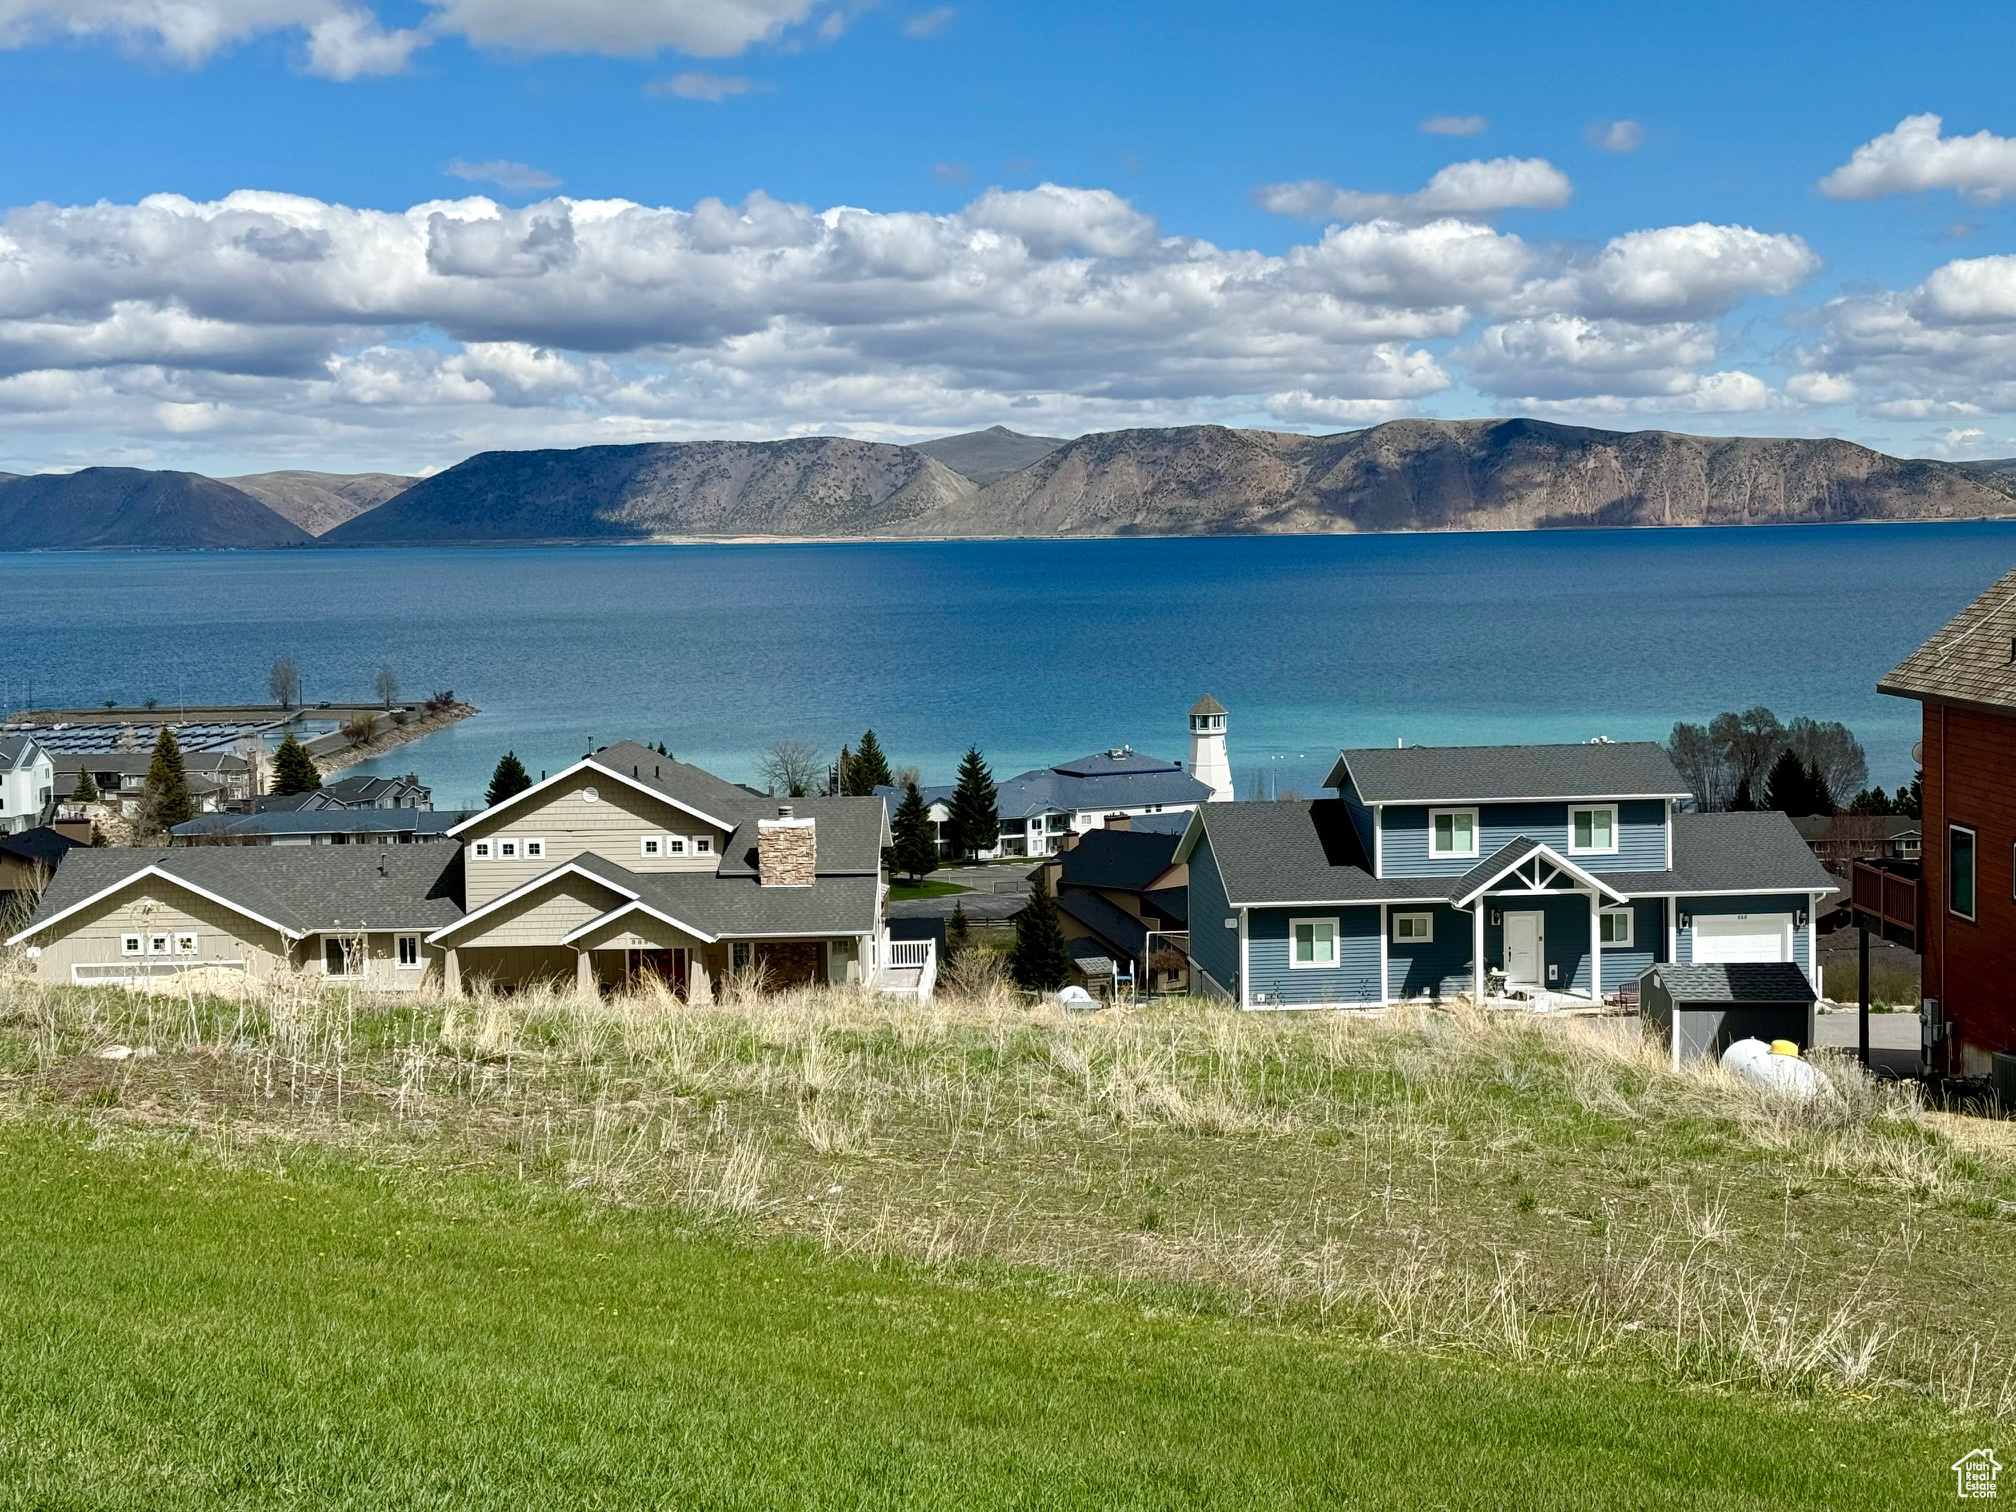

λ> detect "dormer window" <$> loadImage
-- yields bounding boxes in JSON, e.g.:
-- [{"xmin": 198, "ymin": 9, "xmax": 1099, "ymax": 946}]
[
  {"xmin": 1569, "ymin": 806, "xmax": 1618, "ymax": 855},
  {"xmin": 1429, "ymin": 808, "xmax": 1478, "ymax": 860}
]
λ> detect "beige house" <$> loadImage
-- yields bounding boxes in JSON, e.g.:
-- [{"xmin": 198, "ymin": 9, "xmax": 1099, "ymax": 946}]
[{"xmin": 11, "ymin": 741, "xmax": 920, "ymax": 1000}]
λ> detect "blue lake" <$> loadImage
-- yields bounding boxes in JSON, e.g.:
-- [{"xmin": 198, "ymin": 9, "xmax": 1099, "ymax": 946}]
[{"xmin": 4, "ymin": 523, "xmax": 2011, "ymax": 808}]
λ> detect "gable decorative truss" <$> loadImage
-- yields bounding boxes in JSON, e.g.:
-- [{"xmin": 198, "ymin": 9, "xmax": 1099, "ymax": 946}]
[
  {"xmin": 1452, "ymin": 841, "xmax": 1628, "ymax": 908},
  {"xmin": 444, "ymin": 757, "xmax": 738, "ymax": 839}
]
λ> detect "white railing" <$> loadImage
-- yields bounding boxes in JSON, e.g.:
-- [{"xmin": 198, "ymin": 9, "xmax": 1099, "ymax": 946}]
[{"xmin": 878, "ymin": 938, "xmax": 938, "ymax": 1001}]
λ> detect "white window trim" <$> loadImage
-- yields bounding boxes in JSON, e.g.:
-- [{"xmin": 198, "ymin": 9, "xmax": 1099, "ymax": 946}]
[
  {"xmin": 120, "ymin": 933, "xmax": 143, "ymax": 957},
  {"xmin": 146, "ymin": 932, "xmax": 172, "ymax": 956},
  {"xmin": 1391, "ymin": 911, "xmax": 1434, "ymax": 944},
  {"xmin": 1428, "ymin": 807, "xmax": 1479, "ymax": 860},
  {"xmin": 1951, "ymin": 823, "xmax": 1978, "ymax": 922},
  {"xmin": 1599, "ymin": 907, "xmax": 1634, "ymax": 948},
  {"xmin": 693, "ymin": 835, "xmax": 713, "ymax": 855},
  {"xmin": 173, "ymin": 931, "xmax": 199, "ymax": 956},
  {"xmin": 1288, "ymin": 915, "xmax": 1340, "ymax": 969},
  {"xmin": 395, "ymin": 933, "xmax": 423, "ymax": 969},
  {"xmin": 323, "ymin": 936, "xmax": 364, "ymax": 979},
  {"xmin": 640, "ymin": 835, "xmax": 664, "ymax": 858},
  {"xmin": 667, "ymin": 835, "xmax": 688, "ymax": 855},
  {"xmin": 520, "ymin": 837, "xmax": 546, "ymax": 860},
  {"xmin": 497, "ymin": 839, "xmax": 520, "ymax": 860},
  {"xmin": 1568, "ymin": 804, "xmax": 1620, "ymax": 857},
  {"xmin": 471, "ymin": 839, "xmax": 493, "ymax": 860}
]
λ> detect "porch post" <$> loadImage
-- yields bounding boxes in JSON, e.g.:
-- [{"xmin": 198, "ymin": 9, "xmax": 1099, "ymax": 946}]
[
  {"xmin": 576, "ymin": 947, "xmax": 594, "ymax": 997},
  {"xmin": 443, "ymin": 946, "xmax": 462, "ymax": 996},
  {"xmin": 1471, "ymin": 903, "xmax": 1485, "ymax": 1005},
  {"xmin": 688, "ymin": 952, "xmax": 714, "ymax": 1005},
  {"xmin": 1589, "ymin": 892, "xmax": 1602, "ymax": 1005}
]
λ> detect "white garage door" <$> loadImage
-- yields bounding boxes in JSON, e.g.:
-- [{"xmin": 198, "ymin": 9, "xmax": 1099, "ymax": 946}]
[{"xmin": 1692, "ymin": 913, "xmax": 1793, "ymax": 963}]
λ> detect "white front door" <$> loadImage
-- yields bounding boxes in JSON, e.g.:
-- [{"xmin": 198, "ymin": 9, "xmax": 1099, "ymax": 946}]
[
  {"xmin": 1503, "ymin": 911, "xmax": 1544, "ymax": 987},
  {"xmin": 1691, "ymin": 913, "xmax": 1793, "ymax": 964}
]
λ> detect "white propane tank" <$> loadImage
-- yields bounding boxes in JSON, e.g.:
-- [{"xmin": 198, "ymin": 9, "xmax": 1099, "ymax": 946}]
[{"xmin": 1722, "ymin": 1037, "xmax": 1823, "ymax": 1097}]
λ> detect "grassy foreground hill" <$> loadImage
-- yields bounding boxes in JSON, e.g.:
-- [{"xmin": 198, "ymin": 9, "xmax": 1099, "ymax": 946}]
[{"xmin": 0, "ymin": 971, "xmax": 2009, "ymax": 1506}]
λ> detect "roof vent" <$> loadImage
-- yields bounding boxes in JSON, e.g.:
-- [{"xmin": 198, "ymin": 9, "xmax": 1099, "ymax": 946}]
[{"xmin": 778, "ymin": 804, "xmax": 794, "ymax": 818}]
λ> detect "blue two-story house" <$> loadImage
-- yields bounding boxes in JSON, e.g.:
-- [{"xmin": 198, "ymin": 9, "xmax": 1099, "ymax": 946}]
[{"xmin": 1175, "ymin": 742, "xmax": 1836, "ymax": 1009}]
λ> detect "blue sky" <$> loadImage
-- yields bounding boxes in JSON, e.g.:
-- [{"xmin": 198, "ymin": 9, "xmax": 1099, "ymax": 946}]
[{"xmin": 2, "ymin": 0, "xmax": 2015, "ymax": 474}]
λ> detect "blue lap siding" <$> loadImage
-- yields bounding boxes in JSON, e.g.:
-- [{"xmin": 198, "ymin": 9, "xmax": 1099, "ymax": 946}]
[
  {"xmin": 1380, "ymin": 800, "xmax": 1668, "ymax": 877},
  {"xmin": 1483, "ymin": 893, "xmax": 1595, "ymax": 993},
  {"xmin": 1247, "ymin": 906, "xmax": 1383, "ymax": 1006},
  {"xmin": 1597, "ymin": 898, "xmax": 1666, "ymax": 993},
  {"xmin": 1385, "ymin": 903, "xmax": 1474, "ymax": 999},
  {"xmin": 1676, "ymin": 894, "xmax": 1813, "ymax": 977},
  {"xmin": 1184, "ymin": 832, "xmax": 1241, "ymax": 997}
]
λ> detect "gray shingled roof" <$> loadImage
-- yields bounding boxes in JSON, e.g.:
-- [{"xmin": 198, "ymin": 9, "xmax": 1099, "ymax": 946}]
[
  {"xmin": 1644, "ymin": 962, "xmax": 1816, "ymax": 1004},
  {"xmin": 14, "ymin": 845, "xmax": 464, "ymax": 939},
  {"xmin": 1877, "ymin": 564, "xmax": 2016, "ymax": 713},
  {"xmin": 623, "ymin": 866, "xmax": 882, "ymax": 938},
  {"xmin": 716, "ymin": 796, "xmax": 888, "ymax": 878},
  {"xmin": 1191, "ymin": 803, "xmax": 1833, "ymax": 908},
  {"xmin": 172, "ymin": 810, "xmax": 465, "ymax": 840},
  {"xmin": 0, "ymin": 734, "xmax": 44, "ymax": 769},
  {"xmin": 1055, "ymin": 889, "xmax": 1151, "ymax": 959},
  {"xmin": 586, "ymin": 740, "xmax": 771, "ymax": 825},
  {"xmin": 1189, "ymin": 694, "xmax": 1226, "ymax": 717},
  {"xmin": 1326, "ymin": 743, "xmax": 1690, "ymax": 803},
  {"xmin": 1056, "ymin": 828, "xmax": 1183, "ymax": 892}
]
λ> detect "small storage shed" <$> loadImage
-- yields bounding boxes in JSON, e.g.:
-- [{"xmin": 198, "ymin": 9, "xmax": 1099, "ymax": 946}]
[{"xmin": 1638, "ymin": 962, "xmax": 1817, "ymax": 1067}]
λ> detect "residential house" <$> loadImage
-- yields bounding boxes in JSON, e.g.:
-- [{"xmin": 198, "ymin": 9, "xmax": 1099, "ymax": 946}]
[
  {"xmin": 1177, "ymin": 741, "xmax": 1835, "ymax": 1009},
  {"xmin": 10, "ymin": 741, "xmax": 908, "ymax": 1000},
  {"xmin": 1037, "ymin": 822, "xmax": 1189, "ymax": 992},
  {"xmin": 1876, "ymin": 567, "xmax": 2016, "ymax": 1074},
  {"xmin": 172, "ymin": 809, "xmax": 465, "ymax": 846},
  {"xmin": 0, "ymin": 826, "xmax": 81, "ymax": 897},
  {"xmin": 0, "ymin": 735, "xmax": 55, "ymax": 836},
  {"xmin": 255, "ymin": 772, "xmax": 431, "ymax": 813},
  {"xmin": 1791, "ymin": 814, "xmax": 1921, "ymax": 874},
  {"xmin": 51, "ymin": 751, "xmax": 253, "ymax": 816}
]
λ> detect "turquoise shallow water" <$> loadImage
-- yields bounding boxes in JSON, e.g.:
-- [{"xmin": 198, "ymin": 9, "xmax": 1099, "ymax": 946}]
[{"xmin": 3, "ymin": 522, "xmax": 2009, "ymax": 807}]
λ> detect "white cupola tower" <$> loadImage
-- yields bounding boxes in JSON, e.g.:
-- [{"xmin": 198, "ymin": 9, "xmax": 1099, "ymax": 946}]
[{"xmin": 1187, "ymin": 694, "xmax": 1233, "ymax": 803}]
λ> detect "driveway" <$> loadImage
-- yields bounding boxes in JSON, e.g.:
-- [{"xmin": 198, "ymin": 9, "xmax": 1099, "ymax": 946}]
[
  {"xmin": 888, "ymin": 862, "xmax": 1032, "ymax": 921},
  {"xmin": 1814, "ymin": 1005, "xmax": 1921, "ymax": 1077}
]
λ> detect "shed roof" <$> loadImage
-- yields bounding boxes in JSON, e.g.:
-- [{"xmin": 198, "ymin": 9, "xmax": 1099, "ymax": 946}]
[
  {"xmin": 1878, "ymin": 564, "xmax": 2016, "ymax": 713},
  {"xmin": 1326, "ymin": 742, "xmax": 1689, "ymax": 804},
  {"xmin": 1643, "ymin": 962, "xmax": 1816, "ymax": 1005}
]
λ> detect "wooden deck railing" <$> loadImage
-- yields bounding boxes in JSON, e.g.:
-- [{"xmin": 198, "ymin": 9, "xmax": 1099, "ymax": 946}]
[{"xmin": 1849, "ymin": 858, "xmax": 1921, "ymax": 949}]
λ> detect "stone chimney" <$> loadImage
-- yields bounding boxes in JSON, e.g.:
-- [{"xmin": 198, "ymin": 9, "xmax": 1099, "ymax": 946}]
[{"xmin": 757, "ymin": 806, "xmax": 816, "ymax": 886}]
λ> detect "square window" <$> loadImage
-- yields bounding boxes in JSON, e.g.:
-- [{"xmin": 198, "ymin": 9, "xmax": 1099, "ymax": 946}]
[
  {"xmin": 1429, "ymin": 809, "xmax": 1478, "ymax": 859},
  {"xmin": 667, "ymin": 836, "xmax": 687, "ymax": 855},
  {"xmin": 173, "ymin": 932, "xmax": 198, "ymax": 956},
  {"xmin": 472, "ymin": 840, "xmax": 493, "ymax": 860},
  {"xmin": 147, "ymin": 933, "xmax": 171, "ymax": 956},
  {"xmin": 694, "ymin": 836, "xmax": 713, "ymax": 855},
  {"xmin": 324, "ymin": 937, "xmax": 359, "ymax": 978},
  {"xmin": 1599, "ymin": 909, "xmax": 1634, "ymax": 947},
  {"xmin": 523, "ymin": 839, "xmax": 545, "ymax": 860},
  {"xmin": 1392, "ymin": 912, "xmax": 1433, "ymax": 943},
  {"xmin": 498, "ymin": 839, "xmax": 519, "ymax": 860},
  {"xmin": 641, "ymin": 836, "xmax": 664, "ymax": 858},
  {"xmin": 120, "ymin": 934, "xmax": 143, "ymax": 957},
  {"xmin": 396, "ymin": 934, "xmax": 421, "ymax": 969},
  {"xmin": 1290, "ymin": 916, "xmax": 1338, "ymax": 968},
  {"xmin": 1951, "ymin": 824, "xmax": 1978, "ymax": 921},
  {"xmin": 1570, "ymin": 806, "xmax": 1618, "ymax": 854}
]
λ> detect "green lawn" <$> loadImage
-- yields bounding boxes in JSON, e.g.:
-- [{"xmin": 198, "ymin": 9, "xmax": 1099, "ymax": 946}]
[
  {"xmin": 0, "ymin": 1122, "xmax": 1966, "ymax": 1510},
  {"xmin": 886, "ymin": 878, "xmax": 972, "ymax": 901}
]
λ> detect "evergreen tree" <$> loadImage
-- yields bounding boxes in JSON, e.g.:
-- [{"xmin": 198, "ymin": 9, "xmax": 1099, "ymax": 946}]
[
  {"xmin": 891, "ymin": 780, "xmax": 939, "ymax": 882},
  {"xmin": 1764, "ymin": 749, "xmax": 1810, "ymax": 815},
  {"xmin": 946, "ymin": 746, "xmax": 1000, "ymax": 859},
  {"xmin": 1846, "ymin": 786, "xmax": 1891, "ymax": 816},
  {"xmin": 1804, "ymin": 759, "xmax": 1836, "ymax": 818},
  {"xmin": 1009, "ymin": 868, "xmax": 1074, "ymax": 992},
  {"xmin": 485, "ymin": 750, "xmax": 534, "ymax": 807},
  {"xmin": 946, "ymin": 901, "xmax": 970, "ymax": 960},
  {"xmin": 1896, "ymin": 771, "xmax": 1923, "ymax": 820},
  {"xmin": 1728, "ymin": 776, "xmax": 1756, "ymax": 812},
  {"xmin": 843, "ymin": 730, "xmax": 893, "ymax": 796},
  {"xmin": 270, "ymin": 732, "xmax": 322, "ymax": 795},
  {"xmin": 68, "ymin": 769, "xmax": 100, "ymax": 804},
  {"xmin": 142, "ymin": 726, "xmax": 195, "ymax": 831}
]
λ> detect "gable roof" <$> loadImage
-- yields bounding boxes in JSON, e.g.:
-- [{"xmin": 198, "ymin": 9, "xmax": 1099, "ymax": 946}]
[
  {"xmin": 1326, "ymin": 742, "xmax": 1690, "ymax": 804},
  {"xmin": 1448, "ymin": 837, "xmax": 1627, "ymax": 907},
  {"xmin": 1055, "ymin": 889, "xmax": 1152, "ymax": 960},
  {"xmin": 715, "ymin": 796, "xmax": 888, "ymax": 878},
  {"xmin": 9, "ymin": 845, "xmax": 464, "ymax": 945},
  {"xmin": 0, "ymin": 733, "xmax": 47, "ymax": 770},
  {"xmin": 1878, "ymin": 564, "xmax": 2016, "ymax": 714},
  {"xmin": 0, "ymin": 825, "xmax": 83, "ymax": 872},
  {"xmin": 1055, "ymin": 827, "xmax": 1183, "ymax": 892},
  {"xmin": 448, "ymin": 740, "xmax": 752, "ymax": 836}
]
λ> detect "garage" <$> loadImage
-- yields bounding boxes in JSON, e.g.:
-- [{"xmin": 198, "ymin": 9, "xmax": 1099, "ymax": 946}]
[{"xmin": 1691, "ymin": 912, "xmax": 1793, "ymax": 963}]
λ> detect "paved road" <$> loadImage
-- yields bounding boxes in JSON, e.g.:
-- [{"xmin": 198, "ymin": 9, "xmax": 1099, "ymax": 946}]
[
  {"xmin": 888, "ymin": 863, "xmax": 1031, "ymax": 921},
  {"xmin": 1814, "ymin": 1004, "xmax": 1921, "ymax": 1077}
]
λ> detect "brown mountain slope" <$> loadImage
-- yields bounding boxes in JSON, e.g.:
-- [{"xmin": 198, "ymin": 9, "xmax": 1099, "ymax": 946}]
[
  {"xmin": 903, "ymin": 419, "xmax": 2016, "ymax": 537},
  {"xmin": 223, "ymin": 471, "xmax": 415, "ymax": 536},
  {"xmin": 0, "ymin": 468, "xmax": 312, "ymax": 549},
  {"xmin": 911, "ymin": 426, "xmax": 1067, "ymax": 487},
  {"xmin": 323, "ymin": 437, "xmax": 975, "ymax": 544}
]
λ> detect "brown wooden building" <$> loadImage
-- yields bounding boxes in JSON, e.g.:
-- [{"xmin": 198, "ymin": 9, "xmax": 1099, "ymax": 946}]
[{"xmin": 1879, "ymin": 568, "xmax": 2016, "ymax": 1075}]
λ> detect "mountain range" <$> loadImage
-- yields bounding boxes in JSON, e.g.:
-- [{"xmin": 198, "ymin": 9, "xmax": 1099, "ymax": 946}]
[{"xmin": 2, "ymin": 420, "xmax": 2013, "ymax": 550}]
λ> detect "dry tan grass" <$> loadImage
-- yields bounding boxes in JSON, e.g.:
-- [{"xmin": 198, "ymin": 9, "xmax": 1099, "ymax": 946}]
[{"xmin": 1, "ymin": 969, "xmax": 2011, "ymax": 1413}]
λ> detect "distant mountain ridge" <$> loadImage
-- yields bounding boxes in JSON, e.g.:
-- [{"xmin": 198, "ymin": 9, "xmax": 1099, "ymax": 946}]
[{"xmin": 3, "ymin": 420, "xmax": 2014, "ymax": 550}]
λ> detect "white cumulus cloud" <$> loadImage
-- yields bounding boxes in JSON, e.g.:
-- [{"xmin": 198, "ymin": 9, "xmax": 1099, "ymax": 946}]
[
  {"xmin": 1255, "ymin": 157, "xmax": 1572, "ymax": 224},
  {"xmin": 1819, "ymin": 113, "xmax": 2016, "ymax": 204},
  {"xmin": 1420, "ymin": 115, "xmax": 1486, "ymax": 137}
]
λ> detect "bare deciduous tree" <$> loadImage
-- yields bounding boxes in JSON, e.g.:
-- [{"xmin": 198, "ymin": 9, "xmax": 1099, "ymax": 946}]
[
  {"xmin": 1785, "ymin": 716, "xmax": 1868, "ymax": 802},
  {"xmin": 269, "ymin": 657, "xmax": 301, "ymax": 709},
  {"xmin": 374, "ymin": 663, "xmax": 400, "ymax": 709},
  {"xmin": 756, "ymin": 739, "xmax": 823, "ymax": 798}
]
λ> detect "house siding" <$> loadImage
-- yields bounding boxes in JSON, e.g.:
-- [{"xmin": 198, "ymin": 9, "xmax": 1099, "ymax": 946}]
[
  {"xmin": 1379, "ymin": 800, "xmax": 1668, "ymax": 877},
  {"xmin": 1246, "ymin": 905, "xmax": 1382, "ymax": 1007},
  {"xmin": 1484, "ymin": 893, "xmax": 1595, "ymax": 994},
  {"xmin": 460, "ymin": 776, "xmax": 731, "ymax": 906},
  {"xmin": 1675, "ymin": 893, "xmax": 1813, "ymax": 981},
  {"xmin": 451, "ymin": 872, "xmax": 628, "ymax": 948},
  {"xmin": 1185, "ymin": 832, "xmax": 1240, "ymax": 997},
  {"xmin": 25, "ymin": 877, "xmax": 296, "ymax": 984},
  {"xmin": 1598, "ymin": 898, "xmax": 1665, "ymax": 994},
  {"xmin": 1922, "ymin": 704, "xmax": 2016, "ymax": 1070},
  {"xmin": 1384, "ymin": 903, "xmax": 1473, "ymax": 1000}
]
